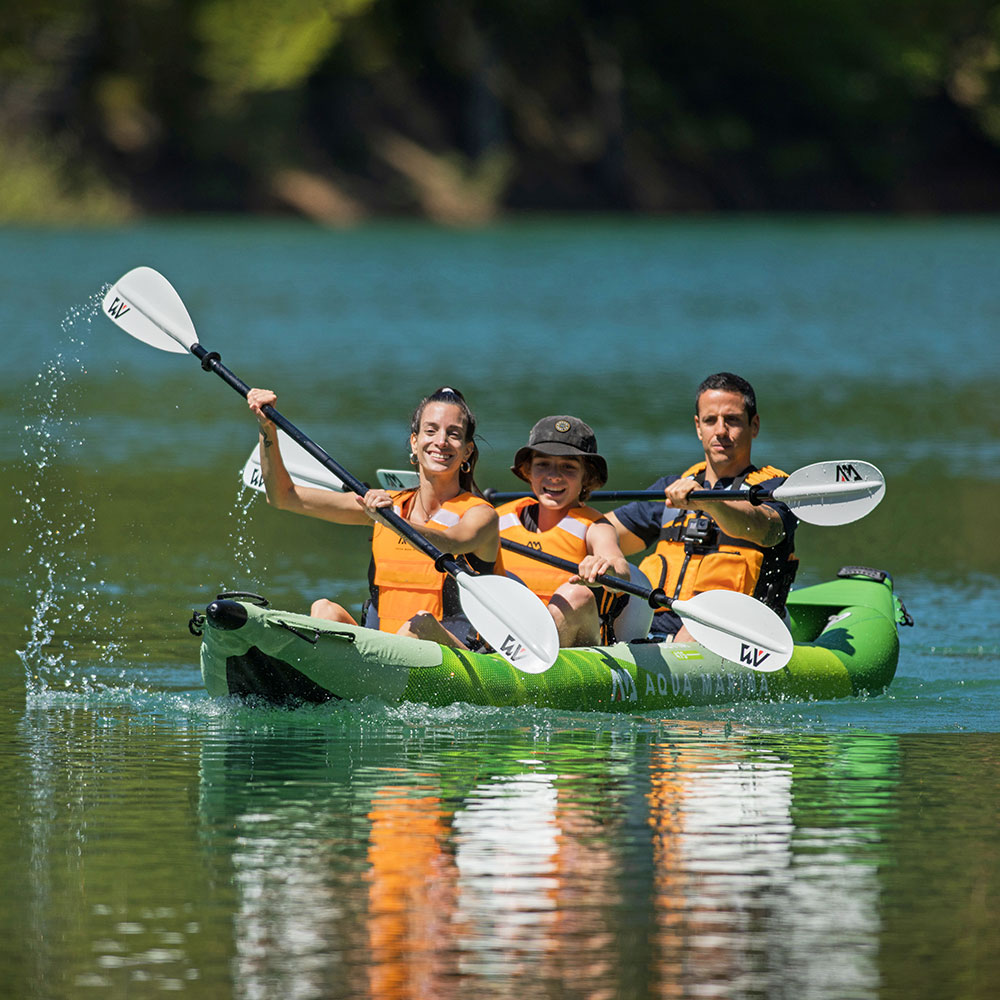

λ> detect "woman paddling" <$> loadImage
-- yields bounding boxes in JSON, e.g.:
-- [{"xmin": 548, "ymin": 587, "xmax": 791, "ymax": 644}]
[
  {"xmin": 248, "ymin": 385, "xmax": 501, "ymax": 648},
  {"xmin": 497, "ymin": 415, "xmax": 649, "ymax": 647}
]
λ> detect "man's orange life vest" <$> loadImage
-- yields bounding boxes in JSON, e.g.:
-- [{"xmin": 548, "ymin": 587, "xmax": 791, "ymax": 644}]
[
  {"xmin": 369, "ymin": 490, "xmax": 499, "ymax": 633},
  {"xmin": 497, "ymin": 497, "xmax": 603, "ymax": 603},
  {"xmin": 637, "ymin": 462, "xmax": 798, "ymax": 610}
]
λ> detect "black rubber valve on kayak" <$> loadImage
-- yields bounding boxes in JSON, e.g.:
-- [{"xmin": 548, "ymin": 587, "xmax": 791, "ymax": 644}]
[{"xmin": 206, "ymin": 599, "xmax": 249, "ymax": 631}]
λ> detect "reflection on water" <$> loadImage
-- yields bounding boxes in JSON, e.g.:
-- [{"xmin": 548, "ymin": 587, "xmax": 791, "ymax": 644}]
[
  {"xmin": 192, "ymin": 719, "xmax": 911, "ymax": 999},
  {"xmin": 8, "ymin": 697, "xmax": 997, "ymax": 999}
]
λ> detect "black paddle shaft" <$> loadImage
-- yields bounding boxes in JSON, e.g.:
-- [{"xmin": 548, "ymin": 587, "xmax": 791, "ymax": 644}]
[
  {"xmin": 485, "ymin": 485, "xmax": 775, "ymax": 505},
  {"xmin": 500, "ymin": 539, "xmax": 670, "ymax": 610},
  {"xmin": 190, "ymin": 343, "xmax": 462, "ymax": 576}
]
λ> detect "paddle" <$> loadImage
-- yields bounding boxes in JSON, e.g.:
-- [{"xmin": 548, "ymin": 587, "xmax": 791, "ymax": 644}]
[
  {"xmin": 247, "ymin": 456, "xmax": 884, "ymax": 527},
  {"xmin": 484, "ymin": 460, "xmax": 886, "ymax": 526},
  {"xmin": 501, "ymin": 539, "xmax": 793, "ymax": 672},
  {"xmin": 241, "ymin": 445, "xmax": 418, "ymax": 494},
  {"xmin": 102, "ymin": 266, "xmax": 560, "ymax": 674},
  {"xmin": 242, "ymin": 430, "xmax": 348, "ymax": 493}
]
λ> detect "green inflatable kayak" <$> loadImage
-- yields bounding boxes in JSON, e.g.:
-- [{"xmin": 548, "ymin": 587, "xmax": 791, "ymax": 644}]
[{"xmin": 192, "ymin": 566, "xmax": 912, "ymax": 711}]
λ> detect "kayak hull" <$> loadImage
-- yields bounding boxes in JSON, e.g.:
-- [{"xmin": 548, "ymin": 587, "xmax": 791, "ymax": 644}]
[{"xmin": 196, "ymin": 568, "xmax": 907, "ymax": 711}]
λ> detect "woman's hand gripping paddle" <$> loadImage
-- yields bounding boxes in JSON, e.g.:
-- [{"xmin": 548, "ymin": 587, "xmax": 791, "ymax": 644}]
[{"xmin": 102, "ymin": 266, "xmax": 559, "ymax": 674}]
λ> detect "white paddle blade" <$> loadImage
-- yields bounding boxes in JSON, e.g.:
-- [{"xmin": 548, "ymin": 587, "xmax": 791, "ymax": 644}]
[
  {"xmin": 102, "ymin": 266, "xmax": 197, "ymax": 354},
  {"xmin": 775, "ymin": 460, "xmax": 885, "ymax": 526},
  {"xmin": 241, "ymin": 433, "xmax": 347, "ymax": 493},
  {"xmin": 673, "ymin": 589, "xmax": 793, "ymax": 672},
  {"xmin": 456, "ymin": 573, "xmax": 559, "ymax": 674},
  {"xmin": 377, "ymin": 468, "xmax": 420, "ymax": 490}
]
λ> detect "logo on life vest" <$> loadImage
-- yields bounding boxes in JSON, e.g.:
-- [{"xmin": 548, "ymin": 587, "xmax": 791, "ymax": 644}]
[
  {"xmin": 499, "ymin": 634, "xmax": 525, "ymax": 661},
  {"xmin": 740, "ymin": 644, "xmax": 770, "ymax": 668},
  {"xmin": 106, "ymin": 296, "xmax": 131, "ymax": 319},
  {"xmin": 526, "ymin": 540, "xmax": 543, "ymax": 550},
  {"xmin": 835, "ymin": 463, "xmax": 863, "ymax": 482}
]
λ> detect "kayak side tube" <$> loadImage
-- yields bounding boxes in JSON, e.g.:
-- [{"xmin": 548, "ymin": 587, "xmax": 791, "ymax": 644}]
[{"xmin": 197, "ymin": 570, "xmax": 904, "ymax": 710}]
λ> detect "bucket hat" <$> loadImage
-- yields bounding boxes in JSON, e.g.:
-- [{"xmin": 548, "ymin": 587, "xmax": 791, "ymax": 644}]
[{"xmin": 511, "ymin": 415, "xmax": 608, "ymax": 485}]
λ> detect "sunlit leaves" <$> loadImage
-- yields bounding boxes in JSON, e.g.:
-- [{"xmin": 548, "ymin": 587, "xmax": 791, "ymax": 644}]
[{"xmin": 195, "ymin": 0, "xmax": 374, "ymax": 101}]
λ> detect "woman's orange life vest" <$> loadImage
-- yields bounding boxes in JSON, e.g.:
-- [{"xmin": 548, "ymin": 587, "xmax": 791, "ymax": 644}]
[
  {"xmin": 496, "ymin": 497, "xmax": 604, "ymax": 603},
  {"xmin": 637, "ymin": 462, "xmax": 798, "ymax": 610},
  {"xmin": 369, "ymin": 490, "xmax": 499, "ymax": 634}
]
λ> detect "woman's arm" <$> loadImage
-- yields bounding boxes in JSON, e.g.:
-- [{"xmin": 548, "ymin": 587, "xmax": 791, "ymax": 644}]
[
  {"xmin": 360, "ymin": 491, "xmax": 500, "ymax": 561},
  {"xmin": 248, "ymin": 388, "xmax": 369, "ymax": 525},
  {"xmin": 422, "ymin": 503, "xmax": 500, "ymax": 562}
]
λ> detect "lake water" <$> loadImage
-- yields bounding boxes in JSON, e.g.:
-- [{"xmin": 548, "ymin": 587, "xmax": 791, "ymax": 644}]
[{"xmin": 1, "ymin": 217, "xmax": 997, "ymax": 998}]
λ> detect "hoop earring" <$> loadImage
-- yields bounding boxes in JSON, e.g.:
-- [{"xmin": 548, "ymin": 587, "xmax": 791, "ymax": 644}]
[
  {"xmin": 409, "ymin": 453, "xmax": 417, "ymax": 466},
  {"xmin": 461, "ymin": 461, "xmax": 471, "ymax": 473}
]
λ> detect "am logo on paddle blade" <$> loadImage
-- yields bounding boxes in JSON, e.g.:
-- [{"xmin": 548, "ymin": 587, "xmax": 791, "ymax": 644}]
[
  {"xmin": 106, "ymin": 296, "xmax": 130, "ymax": 319},
  {"xmin": 836, "ymin": 463, "xmax": 863, "ymax": 481},
  {"xmin": 740, "ymin": 644, "xmax": 770, "ymax": 668},
  {"xmin": 499, "ymin": 634, "xmax": 524, "ymax": 660}
]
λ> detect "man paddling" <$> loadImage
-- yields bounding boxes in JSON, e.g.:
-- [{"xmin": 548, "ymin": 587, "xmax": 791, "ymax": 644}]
[{"xmin": 607, "ymin": 372, "xmax": 798, "ymax": 640}]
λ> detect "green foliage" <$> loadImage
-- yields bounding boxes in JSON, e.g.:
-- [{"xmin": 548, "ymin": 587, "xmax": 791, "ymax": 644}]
[
  {"xmin": 3, "ymin": 0, "xmax": 1000, "ymax": 219},
  {"xmin": 0, "ymin": 137, "xmax": 131, "ymax": 224},
  {"xmin": 195, "ymin": 0, "xmax": 374, "ymax": 101}
]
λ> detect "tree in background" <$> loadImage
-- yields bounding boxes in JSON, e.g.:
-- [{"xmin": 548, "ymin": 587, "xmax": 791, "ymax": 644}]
[{"xmin": 4, "ymin": 0, "xmax": 1000, "ymax": 223}]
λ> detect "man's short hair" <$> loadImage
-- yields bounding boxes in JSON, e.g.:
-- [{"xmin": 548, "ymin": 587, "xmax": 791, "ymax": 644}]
[{"xmin": 695, "ymin": 372, "xmax": 757, "ymax": 421}]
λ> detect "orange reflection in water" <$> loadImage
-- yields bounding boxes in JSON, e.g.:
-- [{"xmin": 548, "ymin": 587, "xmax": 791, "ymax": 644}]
[
  {"xmin": 364, "ymin": 768, "xmax": 623, "ymax": 999},
  {"xmin": 367, "ymin": 784, "xmax": 459, "ymax": 1000},
  {"xmin": 649, "ymin": 723, "xmax": 746, "ymax": 998}
]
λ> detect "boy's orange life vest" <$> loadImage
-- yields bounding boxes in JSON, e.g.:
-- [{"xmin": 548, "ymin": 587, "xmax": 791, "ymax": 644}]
[{"xmin": 497, "ymin": 497, "xmax": 603, "ymax": 602}]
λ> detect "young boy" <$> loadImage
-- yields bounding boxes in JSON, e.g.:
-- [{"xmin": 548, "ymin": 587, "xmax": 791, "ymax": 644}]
[{"xmin": 497, "ymin": 415, "xmax": 649, "ymax": 646}]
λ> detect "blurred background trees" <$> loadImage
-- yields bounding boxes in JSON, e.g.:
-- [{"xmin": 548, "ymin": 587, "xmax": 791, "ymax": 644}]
[{"xmin": 4, "ymin": 0, "xmax": 1000, "ymax": 224}]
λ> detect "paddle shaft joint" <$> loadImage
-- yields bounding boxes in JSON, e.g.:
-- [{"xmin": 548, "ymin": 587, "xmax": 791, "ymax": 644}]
[
  {"xmin": 199, "ymin": 349, "xmax": 222, "ymax": 373},
  {"xmin": 647, "ymin": 587, "xmax": 670, "ymax": 611},
  {"xmin": 434, "ymin": 552, "xmax": 462, "ymax": 576}
]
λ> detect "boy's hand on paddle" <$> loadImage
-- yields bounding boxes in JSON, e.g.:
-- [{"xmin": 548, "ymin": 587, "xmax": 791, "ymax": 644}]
[{"xmin": 571, "ymin": 553, "xmax": 629, "ymax": 586}]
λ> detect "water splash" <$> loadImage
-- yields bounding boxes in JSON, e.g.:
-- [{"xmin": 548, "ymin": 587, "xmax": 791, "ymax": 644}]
[
  {"xmin": 223, "ymin": 482, "xmax": 266, "ymax": 589},
  {"xmin": 16, "ymin": 293, "xmax": 125, "ymax": 693}
]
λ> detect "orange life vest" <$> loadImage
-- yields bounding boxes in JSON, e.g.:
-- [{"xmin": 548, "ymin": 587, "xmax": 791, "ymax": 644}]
[
  {"xmin": 369, "ymin": 490, "xmax": 499, "ymax": 633},
  {"xmin": 497, "ymin": 497, "xmax": 603, "ymax": 603},
  {"xmin": 637, "ymin": 462, "xmax": 798, "ymax": 610}
]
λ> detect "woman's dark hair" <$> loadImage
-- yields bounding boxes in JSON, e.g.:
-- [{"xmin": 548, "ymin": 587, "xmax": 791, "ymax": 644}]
[
  {"xmin": 410, "ymin": 386, "xmax": 482, "ymax": 493},
  {"xmin": 695, "ymin": 372, "xmax": 757, "ymax": 422}
]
